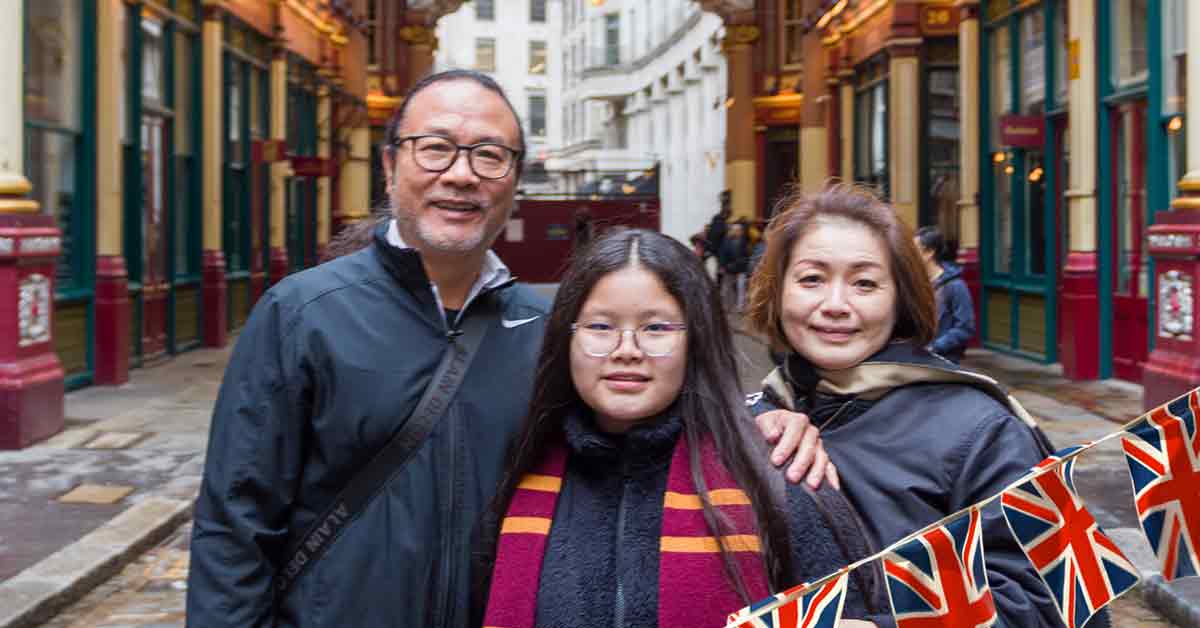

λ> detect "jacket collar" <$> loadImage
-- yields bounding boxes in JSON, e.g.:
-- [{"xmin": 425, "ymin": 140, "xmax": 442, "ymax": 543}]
[
  {"xmin": 373, "ymin": 220, "xmax": 515, "ymax": 317},
  {"xmin": 761, "ymin": 341, "xmax": 1043, "ymax": 433},
  {"xmin": 562, "ymin": 408, "xmax": 682, "ymax": 475}
]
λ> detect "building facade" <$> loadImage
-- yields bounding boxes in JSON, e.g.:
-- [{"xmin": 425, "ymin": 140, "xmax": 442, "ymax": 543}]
[
  {"xmin": 733, "ymin": 0, "xmax": 1198, "ymax": 405},
  {"xmin": 554, "ymin": 0, "xmax": 729, "ymax": 244},
  {"xmin": 3, "ymin": 0, "xmax": 406, "ymax": 448},
  {"xmin": 433, "ymin": 0, "xmax": 562, "ymax": 193}
]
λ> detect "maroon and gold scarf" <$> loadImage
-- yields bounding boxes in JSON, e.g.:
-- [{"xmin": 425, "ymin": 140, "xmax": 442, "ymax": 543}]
[{"xmin": 482, "ymin": 433, "xmax": 770, "ymax": 627}]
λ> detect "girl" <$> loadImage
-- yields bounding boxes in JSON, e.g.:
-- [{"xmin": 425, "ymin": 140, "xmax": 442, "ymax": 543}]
[{"xmin": 475, "ymin": 228, "xmax": 886, "ymax": 628}]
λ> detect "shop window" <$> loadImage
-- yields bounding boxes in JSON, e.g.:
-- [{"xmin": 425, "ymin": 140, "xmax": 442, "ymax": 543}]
[
  {"xmin": 783, "ymin": 0, "xmax": 803, "ymax": 66},
  {"xmin": 854, "ymin": 58, "xmax": 888, "ymax": 194},
  {"xmin": 227, "ymin": 61, "xmax": 243, "ymax": 163},
  {"xmin": 927, "ymin": 65, "xmax": 961, "ymax": 244},
  {"xmin": 990, "ymin": 25, "xmax": 1011, "ymax": 144},
  {"xmin": 1024, "ymin": 152, "xmax": 1048, "ymax": 275},
  {"xmin": 476, "ymin": 37, "xmax": 496, "ymax": 71},
  {"xmin": 530, "ymin": 41, "xmax": 547, "ymax": 74},
  {"xmin": 25, "ymin": 0, "xmax": 84, "ymax": 288},
  {"xmin": 1111, "ymin": 0, "xmax": 1149, "ymax": 87},
  {"xmin": 531, "ymin": 0, "xmax": 546, "ymax": 23},
  {"xmin": 1052, "ymin": 0, "xmax": 1068, "ymax": 107},
  {"xmin": 1164, "ymin": 0, "xmax": 1187, "ymax": 198},
  {"xmin": 1020, "ymin": 10, "xmax": 1045, "ymax": 114},
  {"xmin": 142, "ymin": 17, "xmax": 165, "ymax": 107}
]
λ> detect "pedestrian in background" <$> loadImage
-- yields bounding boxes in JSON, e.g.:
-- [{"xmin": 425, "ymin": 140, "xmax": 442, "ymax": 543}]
[
  {"xmin": 475, "ymin": 228, "xmax": 886, "ymax": 628},
  {"xmin": 745, "ymin": 184, "xmax": 1074, "ymax": 627},
  {"xmin": 705, "ymin": 190, "xmax": 732, "ymax": 280},
  {"xmin": 720, "ymin": 219, "xmax": 751, "ymax": 310},
  {"xmin": 915, "ymin": 225, "xmax": 975, "ymax": 364}
]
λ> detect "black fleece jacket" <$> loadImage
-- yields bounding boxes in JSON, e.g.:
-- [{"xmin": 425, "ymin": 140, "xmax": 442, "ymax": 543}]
[{"xmin": 527, "ymin": 411, "xmax": 891, "ymax": 628}]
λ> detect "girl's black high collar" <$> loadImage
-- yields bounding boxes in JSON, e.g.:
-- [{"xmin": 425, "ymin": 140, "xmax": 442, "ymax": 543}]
[{"xmin": 562, "ymin": 407, "xmax": 682, "ymax": 475}]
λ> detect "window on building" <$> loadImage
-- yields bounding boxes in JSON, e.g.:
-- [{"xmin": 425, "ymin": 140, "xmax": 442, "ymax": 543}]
[
  {"xmin": 476, "ymin": 38, "xmax": 496, "ymax": 71},
  {"xmin": 1111, "ymin": 0, "xmax": 1149, "ymax": 87},
  {"xmin": 990, "ymin": 24, "xmax": 1013, "ymax": 274},
  {"xmin": 530, "ymin": 40, "xmax": 547, "ymax": 74},
  {"xmin": 605, "ymin": 14, "xmax": 620, "ymax": 65},
  {"xmin": 783, "ymin": 0, "xmax": 803, "ymax": 66},
  {"xmin": 1164, "ymin": 0, "xmax": 1187, "ymax": 198},
  {"xmin": 531, "ymin": 0, "xmax": 546, "ymax": 23},
  {"xmin": 1020, "ymin": 10, "xmax": 1046, "ymax": 114},
  {"xmin": 528, "ymin": 94, "xmax": 547, "ymax": 137},
  {"xmin": 1052, "ymin": 0, "xmax": 1068, "ymax": 106},
  {"xmin": 476, "ymin": 0, "xmax": 494, "ymax": 21},
  {"xmin": 854, "ymin": 59, "xmax": 888, "ymax": 195}
]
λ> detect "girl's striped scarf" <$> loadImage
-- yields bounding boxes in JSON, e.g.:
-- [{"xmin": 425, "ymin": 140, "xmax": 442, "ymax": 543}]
[{"xmin": 482, "ymin": 432, "xmax": 770, "ymax": 627}]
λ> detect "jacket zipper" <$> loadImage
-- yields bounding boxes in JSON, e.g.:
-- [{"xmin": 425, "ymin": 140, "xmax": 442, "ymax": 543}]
[{"xmin": 613, "ymin": 461, "xmax": 632, "ymax": 628}]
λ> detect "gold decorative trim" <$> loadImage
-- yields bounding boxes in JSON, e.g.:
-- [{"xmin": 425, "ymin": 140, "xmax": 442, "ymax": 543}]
[
  {"xmin": 1171, "ymin": 197, "xmax": 1200, "ymax": 211},
  {"xmin": 721, "ymin": 24, "xmax": 760, "ymax": 51},
  {"xmin": 0, "ymin": 199, "xmax": 40, "ymax": 213},
  {"xmin": 399, "ymin": 25, "xmax": 437, "ymax": 46},
  {"xmin": 0, "ymin": 174, "xmax": 33, "ymax": 196},
  {"xmin": 1177, "ymin": 178, "xmax": 1200, "ymax": 193}
]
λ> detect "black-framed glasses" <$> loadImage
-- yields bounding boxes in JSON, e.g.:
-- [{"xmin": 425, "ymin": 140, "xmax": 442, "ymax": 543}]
[
  {"xmin": 393, "ymin": 134, "xmax": 523, "ymax": 180},
  {"xmin": 570, "ymin": 321, "xmax": 687, "ymax": 357}
]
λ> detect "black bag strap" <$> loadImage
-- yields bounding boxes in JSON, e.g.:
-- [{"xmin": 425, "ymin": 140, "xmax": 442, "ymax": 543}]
[{"xmin": 273, "ymin": 306, "xmax": 494, "ymax": 598}]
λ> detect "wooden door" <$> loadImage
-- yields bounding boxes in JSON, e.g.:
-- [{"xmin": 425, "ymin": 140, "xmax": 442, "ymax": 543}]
[{"xmin": 1110, "ymin": 100, "xmax": 1149, "ymax": 381}]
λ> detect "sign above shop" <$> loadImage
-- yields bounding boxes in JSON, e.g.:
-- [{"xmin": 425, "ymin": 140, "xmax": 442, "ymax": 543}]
[
  {"xmin": 999, "ymin": 115, "xmax": 1045, "ymax": 149},
  {"xmin": 920, "ymin": 5, "xmax": 960, "ymax": 35}
]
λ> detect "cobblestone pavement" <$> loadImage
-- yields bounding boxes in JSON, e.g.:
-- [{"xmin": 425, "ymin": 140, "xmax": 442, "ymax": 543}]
[{"xmin": 29, "ymin": 329, "xmax": 1188, "ymax": 627}]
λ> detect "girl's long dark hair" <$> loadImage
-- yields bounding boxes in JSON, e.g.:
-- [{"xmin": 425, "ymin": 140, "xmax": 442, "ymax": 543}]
[{"xmin": 475, "ymin": 228, "xmax": 793, "ymax": 609}]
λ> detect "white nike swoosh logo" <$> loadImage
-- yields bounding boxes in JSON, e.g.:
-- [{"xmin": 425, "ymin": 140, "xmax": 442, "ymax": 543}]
[{"xmin": 501, "ymin": 316, "xmax": 541, "ymax": 329}]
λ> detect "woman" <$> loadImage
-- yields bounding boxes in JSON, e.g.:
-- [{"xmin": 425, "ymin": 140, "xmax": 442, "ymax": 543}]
[
  {"xmin": 744, "ymin": 184, "xmax": 1097, "ymax": 627},
  {"xmin": 915, "ymin": 225, "xmax": 975, "ymax": 363},
  {"xmin": 475, "ymin": 228, "xmax": 888, "ymax": 627}
]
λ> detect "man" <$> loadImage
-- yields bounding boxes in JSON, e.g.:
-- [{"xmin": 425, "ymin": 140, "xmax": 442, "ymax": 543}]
[
  {"xmin": 705, "ymin": 190, "xmax": 732, "ymax": 279},
  {"xmin": 187, "ymin": 70, "xmax": 826, "ymax": 627}
]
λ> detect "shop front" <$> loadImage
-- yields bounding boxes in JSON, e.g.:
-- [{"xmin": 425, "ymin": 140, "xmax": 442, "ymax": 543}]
[
  {"xmin": 980, "ymin": 0, "xmax": 1067, "ymax": 362},
  {"xmin": 122, "ymin": 0, "xmax": 204, "ymax": 366},
  {"xmin": 25, "ymin": 0, "xmax": 93, "ymax": 386}
]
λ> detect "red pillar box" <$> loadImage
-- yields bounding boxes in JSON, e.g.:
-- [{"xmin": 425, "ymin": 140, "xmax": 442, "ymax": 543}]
[
  {"xmin": 1143, "ymin": 214, "xmax": 1200, "ymax": 409},
  {"xmin": 0, "ymin": 214, "xmax": 65, "ymax": 449}
]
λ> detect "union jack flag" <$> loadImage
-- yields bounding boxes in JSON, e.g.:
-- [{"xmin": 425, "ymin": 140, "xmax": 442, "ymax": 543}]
[
  {"xmin": 883, "ymin": 507, "xmax": 998, "ymax": 628},
  {"xmin": 1001, "ymin": 447, "xmax": 1141, "ymax": 628},
  {"xmin": 726, "ymin": 571, "xmax": 848, "ymax": 628},
  {"xmin": 1122, "ymin": 389, "xmax": 1200, "ymax": 581}
]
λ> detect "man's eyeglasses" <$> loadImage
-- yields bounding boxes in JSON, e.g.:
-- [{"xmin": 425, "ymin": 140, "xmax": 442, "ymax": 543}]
[
  {"xmin": 392, "ymin": 134, "xmax": 523, "ymax": 180},
  {"xmin": 570, "ymin": 321, "xmax": 687, "ymax": 357}
]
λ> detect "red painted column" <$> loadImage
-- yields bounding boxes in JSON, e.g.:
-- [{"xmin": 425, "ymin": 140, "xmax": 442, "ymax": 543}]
[
  {"xmin": 1059, "ymin": 251, "xmax": 1101, "ymax": 379},
  {"xmin": 0, "ymin": 214, "xmax": 65, "ymax": 449},
  {"xmin": 93, "ymin": 255, "xmax": 131, "ymax": 384},
  {"xmin": 269, "ymin": 246, "xmax": 289, "ymax": 286},
  {"xmin": 1143, "ymin": 214, "xmax": 1200, "ymax": 407},
  {"xmin": 202, "ymin": 249, "xmax": 228, "ymax": 347}
]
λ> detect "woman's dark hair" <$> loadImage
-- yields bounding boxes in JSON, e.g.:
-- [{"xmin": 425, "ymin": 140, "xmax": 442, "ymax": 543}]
[
  {"xmin": 915, "ymin": 225, "xmax": 952, "ymax": 263},
  {"xmin": 477, "ymin": 228, "xmax": 793, "ymax": 604},
  {"xmin": 746, "ymin": 183, "xmax": 936, "ymax": 352},
  {"xmin": 320, "ymin": 70, "xmax": 526, "ymax": 264}
]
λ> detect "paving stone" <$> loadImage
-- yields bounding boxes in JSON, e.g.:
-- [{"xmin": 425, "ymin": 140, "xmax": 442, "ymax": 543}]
[
  {"xmin": 83, "ymin": 432, "xmax": 148, "ymax": 450},
  {"xmin": 57, "ymin": 484, "xmax": 135, "ymax": 505}
]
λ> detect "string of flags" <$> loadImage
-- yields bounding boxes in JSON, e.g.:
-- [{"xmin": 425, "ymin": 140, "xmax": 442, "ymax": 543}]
[{"xmin": 726, "ymin": 387, "xmax": 1200, "ymax": 628}]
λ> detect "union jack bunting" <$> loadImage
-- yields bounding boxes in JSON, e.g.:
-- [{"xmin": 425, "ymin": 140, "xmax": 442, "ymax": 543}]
[
  {"xmin": 1002, "ymin": 447, "xmax": 1141, "ymax": 628},
  {"xmin": 726, "ymin": 571, "xmax": 849, "ymax": 628},
  {"xmin": 883, "ymin": 507, "xmax": 998, "ymax": 628},
  {"xmin": 1122, "ymin": 389, "xmax": 1200, "ymax": 581}
]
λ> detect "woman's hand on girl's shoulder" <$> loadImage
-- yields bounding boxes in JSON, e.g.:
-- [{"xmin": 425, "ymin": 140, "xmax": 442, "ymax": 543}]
[{"xmin": 754, "ymin": 409, "xmax": 840, "ymax": 489}]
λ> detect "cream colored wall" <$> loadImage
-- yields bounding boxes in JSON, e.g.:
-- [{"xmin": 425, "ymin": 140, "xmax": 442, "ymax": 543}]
[
  {"xmin": 957, "ymin": 6, "xmax": 980, "ymax": 250},
  {"xmin": 269, "ymin": 56, "xmax": 288, "ymax": 250},
  {"xmin": 1066, "ymin": 0, "xmax": 1097, "ymax": 252},
  {"xmin": 888, "ymin": 52, "xmax": 920, "ymax": 228},
  {"xmin": 202, "ymin": 13, "xmax": 223, "ymax": 252},
  {"xmin": 97, "ymin": 0, "xmax": 126, "ymax": 252}
]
